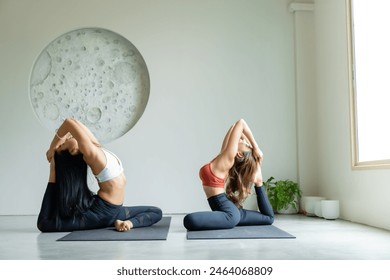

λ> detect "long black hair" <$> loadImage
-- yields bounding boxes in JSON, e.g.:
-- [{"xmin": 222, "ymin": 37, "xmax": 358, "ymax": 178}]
[{"xmin": 54, "ymin": 150, "xmax": 94, "ymax": 226}]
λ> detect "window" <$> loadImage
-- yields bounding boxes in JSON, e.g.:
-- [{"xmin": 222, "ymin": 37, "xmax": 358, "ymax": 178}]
[{"xmin": 347, "ymin": 0, "xmax": 390, "ymax": 168}]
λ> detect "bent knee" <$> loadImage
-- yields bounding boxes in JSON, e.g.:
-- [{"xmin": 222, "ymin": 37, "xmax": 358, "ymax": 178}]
[
  {"xmin": 183, "ymin": 214, "xmax": 196, "ymax": 230},
  {"xmin": 151, "ymin": 206, "xmax": 163, "ymax": 218},
  {"xmin": 183, "ymin": 213, "xmax": 211, "ymax": 230}
]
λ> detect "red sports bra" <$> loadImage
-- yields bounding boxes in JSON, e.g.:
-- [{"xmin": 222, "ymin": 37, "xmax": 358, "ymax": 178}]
[{"xmin": 199, "ymin": 162, "xmax": 225, "ymax": 188}]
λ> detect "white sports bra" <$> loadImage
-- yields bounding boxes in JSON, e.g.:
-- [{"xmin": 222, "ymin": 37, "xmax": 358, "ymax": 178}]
[{"xmin": 95, "ymin": 148, "xmax": 124, "ymax": 183}]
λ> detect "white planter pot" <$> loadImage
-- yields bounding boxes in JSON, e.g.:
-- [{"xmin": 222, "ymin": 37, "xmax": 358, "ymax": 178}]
[
  {"xmin": 321, "ymin": 200, "xmax": 340, "ymax": 220},
  {"xmin": 314, "ymin": 200, "xmax": 323, "ymax": 217},
  {"xmin": 301, "ymin": 196, "xmax": 326, "ymax": 216}
]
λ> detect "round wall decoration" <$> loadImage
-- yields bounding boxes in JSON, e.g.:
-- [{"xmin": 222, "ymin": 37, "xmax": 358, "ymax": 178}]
[{"xmin": 29, "ymin": 28, "xmax": 150, "ymax": 143}]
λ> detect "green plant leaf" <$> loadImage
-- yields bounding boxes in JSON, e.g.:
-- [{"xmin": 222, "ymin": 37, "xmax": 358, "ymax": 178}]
[{"xmin": 265, "ymin": 177, "xmax": 301, "ymax": 212}]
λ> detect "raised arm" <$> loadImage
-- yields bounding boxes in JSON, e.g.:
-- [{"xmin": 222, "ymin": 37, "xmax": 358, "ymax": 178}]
[
  {"xmin": 253, "ymin": 161, "xmax": 263, "ymax": 186},
  {"xmin": 46, "ymin": 118, "xmax": 100, "ymax": 163},
  {"xmin": 215, "ymin": 119, "xmax": 261, "ymax": 172},
  {"xmin": 71, "ymin": 119, "xmax": 100, "ymax": 145},
  {"xmin": 239, "ymin": 120, "xmax": 262, "ymax": 162},
  {"xmin": 220, "ymin": 124, "xmax": 234, "ymax": 152}
]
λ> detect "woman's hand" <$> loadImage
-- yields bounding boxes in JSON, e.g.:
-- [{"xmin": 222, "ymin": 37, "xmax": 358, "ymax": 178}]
[
  {"xmin": 253, "ymin": 146, "xmax": 263, "ymax": 163},
  {"xmin": 46, "ymin": 148, "xmax": 56, "ymax": 163}
]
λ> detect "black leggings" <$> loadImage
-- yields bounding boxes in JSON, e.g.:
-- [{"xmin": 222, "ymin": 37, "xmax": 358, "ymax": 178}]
[
  {"xmin": 37, "ymin": 183, "xmax": 162, "ymax": 232},
  {"xmin": 183, "ymin": 186, "xmax": 274, "ymax": 231}
]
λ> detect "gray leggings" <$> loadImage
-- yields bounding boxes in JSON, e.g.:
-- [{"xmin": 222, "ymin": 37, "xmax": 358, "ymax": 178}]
[{"xmin": 183, "ymin": 186, "xmax": 274, "ymax": 231}]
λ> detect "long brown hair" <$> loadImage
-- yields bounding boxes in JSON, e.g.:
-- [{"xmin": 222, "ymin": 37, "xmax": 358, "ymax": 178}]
[{"xmin": 225, "ymin": 151, "xmax": 258, "ymax": 207}]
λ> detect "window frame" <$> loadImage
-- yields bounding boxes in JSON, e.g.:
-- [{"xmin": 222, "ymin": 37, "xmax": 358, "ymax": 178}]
[{"xmin": 347, "ymin": 0, "xmax": 390, "ymax": 169}]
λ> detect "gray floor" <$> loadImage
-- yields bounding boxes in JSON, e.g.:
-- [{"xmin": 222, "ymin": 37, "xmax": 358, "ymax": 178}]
[{"xmin": 1, "ymin": 214, "xmax": 390, "ymax": 260}]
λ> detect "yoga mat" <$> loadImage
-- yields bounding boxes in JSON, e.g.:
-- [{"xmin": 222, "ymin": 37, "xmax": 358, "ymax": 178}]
[
  {"xmin": 187, "ymin": 225, "xmax": 295, "ymax": 240},
  {"xmin": 57, "ymin": 216, "xmax": 171, "ymax": 241}
]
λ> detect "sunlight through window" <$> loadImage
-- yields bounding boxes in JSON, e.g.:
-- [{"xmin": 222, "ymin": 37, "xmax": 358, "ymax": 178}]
[{"xmin": 349, "ymin": 0, "xmax": 390, "ymax": 166}]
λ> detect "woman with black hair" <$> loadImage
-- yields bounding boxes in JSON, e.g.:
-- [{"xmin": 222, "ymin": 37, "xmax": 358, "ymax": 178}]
[{"xmin": 37, "ymin": 118, "xmax": 162, "ymax": 232}]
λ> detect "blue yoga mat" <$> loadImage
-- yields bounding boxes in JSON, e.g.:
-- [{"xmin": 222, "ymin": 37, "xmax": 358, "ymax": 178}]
[{"xmin": 57, "ymin": 216, "xmax": 171, "ymax": 241}]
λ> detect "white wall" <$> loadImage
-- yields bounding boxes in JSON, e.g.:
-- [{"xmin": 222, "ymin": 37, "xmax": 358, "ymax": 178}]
[
  {"xmin": 0, "ymin": 0, "xmax": 298, "ymax": 215},
  {"xmin": 314, "ymin": 0, "xmax": 390, "ymax": 230}
]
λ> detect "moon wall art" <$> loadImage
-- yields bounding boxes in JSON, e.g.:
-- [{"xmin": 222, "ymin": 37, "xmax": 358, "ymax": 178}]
[{"xmin": 29, "ymin": 28, "xmax": 150, "ymax": 143}]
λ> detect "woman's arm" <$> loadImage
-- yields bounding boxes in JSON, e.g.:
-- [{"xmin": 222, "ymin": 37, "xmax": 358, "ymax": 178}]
[
  {"xmin": 53, "ymin": 118, "xmax": 99, "ymax": 146},
  {"xmin": 220, "ymin": 124, "xmax": 234, "ymax": 152},
  {"xmin": 215, "ymin": 119, "xmax": 250, "ymax": 170},
  {"xmin": 240, "ymin": 133, "xmax": 251, "ymax": 147},
  {"xmin": 241, "ymin": 122, "xmax": 256, "ymax": 145},
  {"xmin": 46, "ymin": 130, "xmax": 73, "ymax": 162},
  {"xmin": 253, "ymin": 162, "xmax": 263, "ymax": 186},
  {"xmin": 215, "ymin": 119, "xmax": 263, "ymax": 170},
  {"xmin": 239, "ymin": 119, "xmax": 263, "ymax": 162},
  {"xmin": 47, "ymin": 118, "xmax": 100, "ymax": 164},
  {"xmin": 72, "ymin": 119, "xmax": 100, "ymax": 145}
]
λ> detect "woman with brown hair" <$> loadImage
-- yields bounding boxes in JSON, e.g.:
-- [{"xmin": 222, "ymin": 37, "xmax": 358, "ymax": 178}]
[{"xmin": 183, "ymin": 119, "xmax": 274, "ymax": 231}]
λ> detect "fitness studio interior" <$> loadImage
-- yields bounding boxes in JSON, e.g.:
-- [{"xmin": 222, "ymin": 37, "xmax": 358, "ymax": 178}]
[{"xmin": 1, "ymin": 0, "xmax": 390, "ymax": 264}]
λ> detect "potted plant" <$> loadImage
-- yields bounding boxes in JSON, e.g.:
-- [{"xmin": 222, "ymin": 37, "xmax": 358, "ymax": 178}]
[{"xmin": 263, "ymin": 176, "xmax": 302, "ymax": 214}]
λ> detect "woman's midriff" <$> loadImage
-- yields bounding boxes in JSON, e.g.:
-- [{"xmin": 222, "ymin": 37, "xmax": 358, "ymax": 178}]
[
  {"xmin": 97, "ymin": 173, "xmax": 126, "ymax": 205},
  {"xmin": 203, "ymin": 185, "xmax": 225, "ymax": 199}
]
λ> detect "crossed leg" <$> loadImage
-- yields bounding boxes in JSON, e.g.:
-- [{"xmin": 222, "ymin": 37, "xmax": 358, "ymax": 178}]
[{"xmin": 114, "ymin": 205, "xmax": 162, "ymax": 232}]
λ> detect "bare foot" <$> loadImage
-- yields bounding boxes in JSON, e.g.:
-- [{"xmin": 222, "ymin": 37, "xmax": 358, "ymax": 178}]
[{"xmin": 114, "ymin": 220, "xmax": 133, "ymax": 232}]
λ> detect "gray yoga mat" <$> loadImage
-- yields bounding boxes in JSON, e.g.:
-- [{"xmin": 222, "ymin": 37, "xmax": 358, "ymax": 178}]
[
  {"xmin": 57, "ymin": 216, "xmax": 171, "ymax": 241},
  {"xmin": 187, "ymin": 224, "xmax": 295, "ymax": 240}
]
